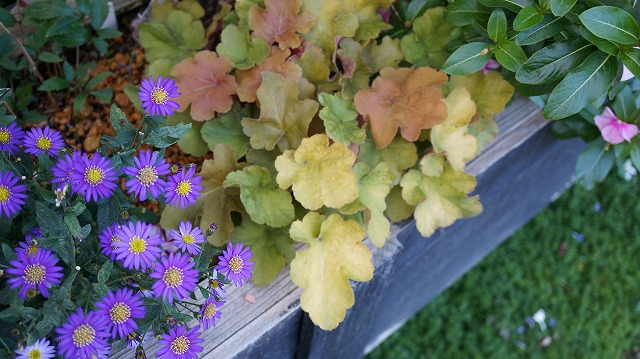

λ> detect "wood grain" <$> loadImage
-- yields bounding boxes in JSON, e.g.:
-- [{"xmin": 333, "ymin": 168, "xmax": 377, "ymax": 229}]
[{"xmin": 112, "ymin": 98, "xmax": 586, "ymax": 358}]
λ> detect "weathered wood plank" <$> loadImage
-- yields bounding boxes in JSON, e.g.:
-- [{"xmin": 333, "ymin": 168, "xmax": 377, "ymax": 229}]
[
  {"xmin": 112, "ymin": 98, "xmax": 585, "ymax": 359},
  {"xmin": 297, "ymin": 102, "xmax": 586, "ymax": 359}
]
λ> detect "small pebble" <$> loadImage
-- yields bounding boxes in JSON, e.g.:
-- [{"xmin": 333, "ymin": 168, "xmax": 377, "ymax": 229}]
[{"xmin": 244, "ymin": 293, "xmax": 256, "ymax": 304}]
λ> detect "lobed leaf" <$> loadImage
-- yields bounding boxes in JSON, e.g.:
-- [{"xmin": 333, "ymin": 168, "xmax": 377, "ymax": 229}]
[
  {"xmin": 400, "ymin": 7, "xmax": 454, "ymax": 69},
  {"xmin": 248, "ymin": 0, "xmax": 315, "ymax": 50},
  {"xmin": 138, "ymin": 10, "xmax": 206, "ymax": 63},
  {"xmin": 318, "ymin": 92, "xmax": 366, "ymax": 146},
  {"xmin": 236, "ymin": 46, "xmax": 302, "ymax": 102},
  {"xmin": 216, "ymin": 24, "xmax": 270, "ymax": 70}
]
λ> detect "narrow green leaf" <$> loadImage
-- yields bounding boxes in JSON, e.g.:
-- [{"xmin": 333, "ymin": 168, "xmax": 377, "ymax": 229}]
[
  {"xmin": 73, "ymin": 93, "xmax": 88, "ymax": 114},
  {"xmin": 85, "ymin": 71, "xmax": 112, "ymax": 91},
  {"xmin": 63, "ymin": 61, "xmax": 75, "ymax": 82},
  {"xmin": 64, "ymin": 213, "xmax": 83, "ymax": 240},
  {"xmin": 91, "ymin": 88, "xmax": 113, "ymax": 103},
  {"xmin": 622, "ymin": 48, "xmax": 640, "ymax": 79},
  {"xmin": 513, "ymin": 6, "xmax": 544, "ymax": 31},
  {"xmin": 478, "ymin": 0, "xmax": 535, "ymax": 13},
  {"xmin": 495, "ymin": 41, "xmax": 527, "ymax": 72},
  {"xmin": 38, "ymin": 77, "xmax": 70, "ymax": 91},
  {"xmin": 516, "ymin": 15, "xmax": 569, "ymax": 45},
  {"xmin": 579, "ymin": 26, "xmax": 620, "ymax": 56},
  {"xmin": 97, "ymin": 28, "xmax": 121, "ymax": 39},
  {"xmin": 109, "ymin": 104, "xmax": 134, "ymax": 135},
  {"xmin": 37, "ymin": 52, "xmax": 63, "ymax": 63},
  {"xmin": 92, "ymin": 37, "xmax": 109, "ymax": 54},
  {"xmin": 442, "ymin": 42, "xmax": 492, "ymax": 75},
  {"xmin": 24, "ymin": 0, "xmax": 74, "ymax": 20},
  {"xmin": 545, "ymin": 51, "xmax": 619, "ymax": 120},
  {"xmin": 550, "ymin": 0, "xmax": 577, "ymax": 17},
  {"xmin": 575, "ymin": 138, "xmax": 615, "ymax": 190},
  {"xmin": 488, "ymin": 9, "xmax": 507, "ymax": 42},
  {"xmin": 0, "ymin": 8, "xmax": 16, "ymax": 27},
  {"xmin": 91, "ymin": 0, "xmax": 110, "ymax": 30},
  {"xmin": 45, "ymin": 16, "xmax": 80, "ymax": 38},
  {"xmin": 516, "ymin": 40, "xmax": 593, "ymax": 84},
  {"xmin": 579, "ymin": 6, "xmax": 640, "ymax": 45},
  {"xmin": 446, "ymin": 0, "xmax": 490, "ymax": 26},
  {"xmin": 612, "ymin": 86, "xmax": 635, "ymax": 123},
  {"xmin": 97, "ymin": 260, "xmax": 113, "ymax": 283},
  {"xmin": 2, "ymin": 243, "xmax": 16, "ymax": 262}
]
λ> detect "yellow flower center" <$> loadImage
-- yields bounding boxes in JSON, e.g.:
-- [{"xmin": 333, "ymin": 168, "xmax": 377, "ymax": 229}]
[
  {"xmin": 228, "ymin": 255, "xmax": 243, "ymax": 273},
  {"xmin": 110, "ymin": 235, "xmax": 120, "ymax": 250},
  {"xmin": 26, "ymin": 289, "xmax": 37, "ymax": 299},
  {"xmin": 28, "ymin": 349, "xmax": 41, "ymax": 359},
  {"xmin": 209, "ymin": 279, "xmax": 219, "ymax": 290},
  {"xmin": 36, "ymin": 137, "xmax": 51, "ymax": 150},
  {"xmin": 182, "ymin": 234, "xmax": 194, "ymax": 244},
  {"xmin": 0, "ymin": 129, "xmax": 10, "ymax": 144},
  {"xmin": 203, "ymin": 303, "xmax": 217, "ymax": 319},
  {"xmin": 109, "ymin": 302, "xmax": 131, "ymax": 324},
  {"xmin": 137, "ymin": 166, "xmax": 158, "ymax": 186},
  {"xmin": 23, "ymin": 264, "xmax": 46, "ymax": 285},
  {"xmin": 84, "ymin": 166, "xmax": 104, "ymax": 186},
  {"xmin": 72, "ymin": 324, "xmax": 96, "ymax": 347},
  {"xmin": 162, "ymin": 266, "xmax": 184, "ymax": 288},
  {"xmin": 151, "ymin": 88, "xmax": 169, "ymax": 105},
  {"xmin": 129, "ymin": 236, "xmax": 147, "ymax": 254},
  {"xmin": 175, "ymin": 181, "xmax": 191, "ymax": 196},
  {"xmin": 170, "ymin": 335, "xmax": 190, "ymax": 355},
  {"xmin": 27, "ymin": 245, "xmax": 38, "ymax": 257},
  {"xmin": 0, "ymin": 185, "xmax": 11, "ymax": 204}
]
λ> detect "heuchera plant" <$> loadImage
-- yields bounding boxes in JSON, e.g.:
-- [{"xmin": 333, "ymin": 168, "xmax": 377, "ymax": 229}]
[
  {"xmin": 0, "ymin": 86, "xmax": 255, "ymax": 359},
  {"xmin": 135, "ymin": 0, "xmax": 515, "ymax": 330}
]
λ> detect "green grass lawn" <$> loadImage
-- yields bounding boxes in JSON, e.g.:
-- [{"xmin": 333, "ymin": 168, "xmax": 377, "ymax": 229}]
[{"xmin": 367, "ymin": 173, "xmax": 640, "ymax": 359}]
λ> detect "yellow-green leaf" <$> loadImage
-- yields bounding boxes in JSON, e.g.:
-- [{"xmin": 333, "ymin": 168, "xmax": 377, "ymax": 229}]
[
  {"xmin": 290, "ymin": 212, "xmax": 374, "ymax": 330},
  {"xmin": 318, "ymin": 92, "xmax": 366, "ymax": 145},
  {"xmin": 230, "ymin": 219, "xmax": 295, "ymax": 286},
  {"xmin": 468, "ymin": 116, "xmax": 498, "ymax": 155},
  {"xmin": 400, "ymin": 7, "xmax": 454, "ymax": 69},
  {"xmin": 201, "ymin": 103, "xmax": 251, "ymax": 159},
  {"xmin": 166, "ymin": 109, "xmax": 209, "ymax": 156},
  {"xmin": 384, "ymin": 185, "xmax": 414, "ymax": 222},
  {"xmin": 358, "ymin": 136, "xmax": 418, "ymax": 181},
  {"xmin": 275, "ymin": 134, "xmax": 359, "ymax": 210},
  {"xmin": 431, "ymin": 87, "xmax": 479, "ymax": 171},
  {"xmin": 224, "ymin": 166, "xmax": 296, "ymax": 227},
  {"xmin": 445, "ymin": 71, "xmax": 514, "ymax": 119},
  {"xmin": 241, "ymin": 72, "xmax": 319, "ymax": 151},
  {"xmin": 336, "ymin": 38, "xmax": 372, "ymax": 99},
  {"xmin": 216, "ymin": 24, "xmax": 270, "ymax": 70},
  {"xmin": 138, "ymin": 10, "xmax": 206, "ymax": 63},
  {"xmin": 362, "ymin": 36, "xmax": 403, "ymax": 73},
  {"xmin": 354, "ymin": 162, "xmax": 396, "ymax": 247},
  {"xmin": 291, "ymin": 43, "xmax": 332, "ymax": 88},
  {"xmin": 151, "ymin": 0, "xmax": 205, "ymax": 21},
  {"xmin": 160, "ymin": 145, "xmax": 246, "ymax": 246},
  {"xmin": 400, "ymin": 154, "xmax": 482, "ymax": 237}
]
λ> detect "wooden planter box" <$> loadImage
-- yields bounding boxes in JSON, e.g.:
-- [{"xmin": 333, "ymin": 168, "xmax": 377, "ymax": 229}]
[{"xmin": 112, "ymin": 98, "xmax": 586, "ymax": 358}]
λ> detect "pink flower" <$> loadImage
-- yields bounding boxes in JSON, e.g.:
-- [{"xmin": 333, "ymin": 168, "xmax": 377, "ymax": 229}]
[
  {"xmin": 481, "ymin": 59, "xmax": 500, "ymax": 74},
  {"xmin": 595, "ymin": 106, "xmax": 638, "ymax": 144}
]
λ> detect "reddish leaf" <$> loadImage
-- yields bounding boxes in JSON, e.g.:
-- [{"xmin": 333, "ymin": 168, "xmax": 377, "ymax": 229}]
[
  {"xmin": 354, "ymin": 67, "xmax": 448, "ymax": 148},
  {"xmin": 248, "ymin": 0, "xmax": 315, "ymax": 50},
  {"xmin": 171, "ymin": 51, "xmax": 239, "ymax": 121},
  {"xmin": 236, "ymin": 46, "xmax": 302, "ymax": 102}
]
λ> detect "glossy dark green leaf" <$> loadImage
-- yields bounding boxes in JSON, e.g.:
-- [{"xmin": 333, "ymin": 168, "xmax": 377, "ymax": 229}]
[
  {"xmin": 495, "ymin": 41, "xmax": 527, "ymax": 72},
  {"xmin": 550, "ymin": 0, "xmax": 577, "ymax": 17},
  {"xmin": 612, "ymin": 86, "xmax": 636, "ymax": 122},
  {"xmin": 91, "ymin": 0, "xmax": 110, "ymax": 30},
  {"xmin": 478, "ymin": 0, "xmax": 535, "ymax": 13},
  {"xmin": 446, "ymin": 0, "xmax": 491, "ymax": 26},
  {"xmin": 0, "ymin": 8, "xmax": 16, "ymax": 27},
  {"xmin": 579, "ymin": 6, "xmax": 640, "ymax": 45},
  {"xmin": 488, "ymin": 9, "xmax": 507, "ymax": 42},
  {"xmin": 621, "ymin": 47, "xmax": 640, "ymax": 79},
  {"xmin": 23, "ymin": 0, "xmax": 74, "ymax": 20},
  {"xmin": 630, "ymin": 138, "xmax": 640, "ymax": 171},
  {"xmin": 513, "ymin": 6, "xmax": 544, "ymax": 31},
  {"xmin": 545, "ymin": 51, "xmax": 619, "ymax": 120},
  {"xmin": 38, "ymin": 77, "xmax": 70, "ymax": 91},
  {"xmin": 441, "ymin": 42, "xmax": 492, "ymax": 75},
  {"xmin": 575, "ymin": 138, "xmax": 615, "ymax": 190},
  {"xmin": 550, "ymin": 115, "xmax": 600, "ymax": 141},
  {"xmin": 516, "ymin": 15, "xmax": 570, "ymax": 45},
  {"xmin": 579, "ymin": 26, "xmax": 620, "ymax": 55},
  {"xmin": 97, "ymin": 260, "xmax": 113, "ymax": 283},
  {"xmin": 516, "ymin": 40, "xmax": 593, "ymax": 84},
  {"xmin": 142, "ymin": 123, "xmax": 192, "ymax": 148}
]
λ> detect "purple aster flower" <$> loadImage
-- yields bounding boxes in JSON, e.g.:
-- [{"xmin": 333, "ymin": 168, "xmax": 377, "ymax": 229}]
[
  {"xmin": 51, "ymin": 150, "xmax": 81, "ymax": 192},
  {"xmin": 199, "ymin": 296, "xmax": 224, "ymax": 330},
  {"xmin": 24, "ymin": 126, "xmax": 64, "ymax": 156},
  {"xmin": 123, "ymin": 149, "xmax": 171, "ymax": 201},
  {"xmin": 126, "ymin": 331, "xmax": 143, "ymax": 349},
  {"xmin": 14, "ymin": 337, "xmax": 56, "ymax": 359},
  {"xmin": 169, "ymin": 221, "xmax": 205, "ymax": 256},
  {"xmin": 156, "ymin": 325, "xmax": 204, "ymax": 359},
  {"xmin": 139, "ymin": 75, "xmax": 181, "ymax": 117},
  {"xmin": 6, "ymin": 248, "xmax": 64, "ymax": 298},
  {"xmin": 95, "ymin": 288, "xmax": 146, "ymax": 339},
  {"xmin": 150, "ymin": 252, "xmax": 199, "ymax": 304},
  {"xmin": 113, "ymin": 221, "xmax": 163, "ymax": 270},
  {"xmin": 0, "ymin": 170, "xmax": 27, "ymax": 218},
  {"xmin": 215, "ymin": 242, "xmax": 255, "ymax": 287},
  {"xmin": 98, "ymin": 223, "xmax": 122, "ymax": 261},
  {"xmin": 165, "ymin": 167, "xmax": 203, "ymax": 209},
  {"xmin": 15, "ymin": 239, "xmax": 39, "ymax": 258},
  {"xmin": 208, "ymin": 269, "xmax": 226, "ymax": 299},
  {"xmin": 55, "ymin": 307, "xmax": 110, "ymax": 359},
  {"xmin": 71, "ymin": 152, "xmax": 119, "ymax": 202},
  {"xmin": 0, "ymin": 122, "xmax": 24, "ymax": 155}
]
